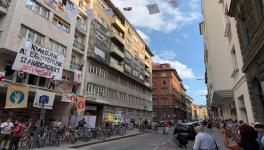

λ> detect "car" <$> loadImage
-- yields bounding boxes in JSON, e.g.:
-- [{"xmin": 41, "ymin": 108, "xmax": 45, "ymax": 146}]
[{"xmin": 174, "ymin": 121, "xmax": 201, "ymax": 140}]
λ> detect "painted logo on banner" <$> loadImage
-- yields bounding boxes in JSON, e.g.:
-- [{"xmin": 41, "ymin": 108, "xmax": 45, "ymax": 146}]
[
  {"xmin": 61, "ymin": 93, "xmax": 75, "ymax": 103},
  {"xmin": 77, "ymin": 96, "xmax": 85, "ymax": 113},
  {"xmin": 5, "ymin": 84, "xmax": 29, "ymax": 109},
  {"xmin": 12, "ymin": 39, "xmax": 64, "ymax": 79}
]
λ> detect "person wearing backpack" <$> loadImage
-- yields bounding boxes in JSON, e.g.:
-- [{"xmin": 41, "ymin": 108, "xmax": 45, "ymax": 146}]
[{"xmin": 8, "ymin": 119, "xmax": 24, "ymax": 150}]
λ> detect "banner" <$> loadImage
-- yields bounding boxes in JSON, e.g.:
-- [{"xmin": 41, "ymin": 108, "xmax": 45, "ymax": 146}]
[
  {"xmin": 33, "ymin": 89, "xmax": 55, "ymax": 109},
  {"xmin": 77, "ymin": 96, "xmax": 85, "ymax": 113},
  {"xmin": 74, "ymin": 70, "xmax": 82, "ymax": 83},
  {"xmin": 5, "ymin": 84, "xmax": 29, "ymax": 109},
  {"xmin": 12, "ymin": 39, "xmax": 64, "ymax": 79},
  {"xmin": 61, "ymin": 93, "xmax": 75, "ymax": 103}
]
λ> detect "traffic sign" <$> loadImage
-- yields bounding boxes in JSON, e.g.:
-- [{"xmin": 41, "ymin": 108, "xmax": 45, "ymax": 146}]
[{"xmin": 39, "ymin": 95, "xmax": 49, "ymax": 104}]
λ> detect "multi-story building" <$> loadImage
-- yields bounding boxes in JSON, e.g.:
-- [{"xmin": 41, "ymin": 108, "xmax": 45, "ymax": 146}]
[
  {"xmin": 198, "ymin": 105, "xmax": 208, "ymax": 120},
  {"xmin": 85, "ymin": 0, "xmax": 153, "ymax": 123},
  {"xmin": 228, "ymin": 0, "xmax": 264, "ymax": 122},
  {"xmin": 201, "ymin": 0, "xmax": 254, "ymax": 123},
  {"xmin": 192, "ymin": 104, "xmax": 199, "ymax": 120},
  {"xmin": 185, "ymin": 95, "xmax": 193, "ymax": 121},
  {"xmin": 152, "ymin": 63, "xmax": 186, "ymax": 121},
  {"xmin": 0, "ymin": 0, "xmax": 153, "ymax": 125}
]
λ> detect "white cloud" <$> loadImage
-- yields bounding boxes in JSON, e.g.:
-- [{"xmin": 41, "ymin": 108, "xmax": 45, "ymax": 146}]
[
  {"xmin": 111, "ymin": 0, "xmax": 202, "ymax": 33},
  {"xmin": 195, "ymin": 89, "xmax": 208, "ymax": 95},
  {"xmin": 136, "ymin": 30, "xmax": 150, "ymax": 44},
  {"xmin": 153, "ymin": 55, "xmax": 195, "ymax": 79}
]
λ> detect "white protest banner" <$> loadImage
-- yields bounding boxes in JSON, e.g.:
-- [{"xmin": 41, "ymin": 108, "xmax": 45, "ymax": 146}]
[
  {"xmin": 33, "ymin": 89, "xmax": 55, "ymax": 109},
  {"xmin": 61, "ymin": 93, "xmax": 75, "ymax": 103},
  {"xmin": 12, "ymin": 39, "xmax": 64, "ymax": 79},
  {"xmin": 146, "ymin": 4, "xmax": 160, "ymax": 15},
  {"xmin": 74, "ymin": 70, "xmax": 82, "ymax": 83}
]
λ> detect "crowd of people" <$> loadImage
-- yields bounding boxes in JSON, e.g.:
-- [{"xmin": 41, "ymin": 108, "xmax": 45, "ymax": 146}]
[{"xmin": 191, "ymin": 119, "xmax": 264, "ymax": 150}]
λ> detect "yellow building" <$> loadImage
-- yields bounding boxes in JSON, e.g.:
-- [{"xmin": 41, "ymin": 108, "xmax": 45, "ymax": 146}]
[{"xmin": 198, "ymin": 105, "xmax": 208, "ymax": 120}]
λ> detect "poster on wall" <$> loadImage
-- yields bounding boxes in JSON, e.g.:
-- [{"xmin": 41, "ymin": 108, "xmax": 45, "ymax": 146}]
[
  {"xmin": 5, "ymin": 84, "xmax": 29, "ymax": 109},
  {"xmin": 61, "ymin": 93, "xmax": 75, "ymax": 103},
  {"xmin": 74, "ymin": 70, "xmax": 82, "ymax": 83},
  {"xmin": 77, "ymin": 96, "xmax": 85, "ymax": 113},
  {"xmin": 33, "ymin": 89, "xmax": 55, "ymax": 109},
  {"xmin": 12, "ymin": 39, "xmax": 64, "ymax": 79}
]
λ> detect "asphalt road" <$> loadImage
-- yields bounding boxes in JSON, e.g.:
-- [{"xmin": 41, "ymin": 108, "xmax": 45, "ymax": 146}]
[{"xmin": 77, "ymin": 128, "xmax": 195, "ymax": 150}]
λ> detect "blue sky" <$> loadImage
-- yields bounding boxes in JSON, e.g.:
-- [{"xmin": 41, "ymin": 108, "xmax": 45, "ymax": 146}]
[{"xmin": 112, "ymin": 0, "xmax": 207, "ymax": 105}]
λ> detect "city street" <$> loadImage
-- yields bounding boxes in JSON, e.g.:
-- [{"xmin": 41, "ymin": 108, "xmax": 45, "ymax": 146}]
[
  {"xmin": 77, "ymin": 129, "xmax": 193, "ymax": 150},
  {"xmin": 75, "ymin": 128, "xmax": 227, "ymax": 150}
]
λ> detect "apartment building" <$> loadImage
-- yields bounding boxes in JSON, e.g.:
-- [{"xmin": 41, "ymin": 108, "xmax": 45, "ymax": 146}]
[
  {"xmin": 152, "ymin": 63, "xmax": 186, "ymax": 121},
  {"xmin": 201, "ymin": 0, "xmax": 254, "ymax": 123},
  {"xmin": 0, "ymin": 0, "xmax": 153, "ymax": 125},
  {"xmin": 228, "ymin": 0, "xmax": 264, "ymax": 122},
  {"xmin": 185, "ymin": 95, "xmax": 193, "ymax": 121},
  {"xmin": 85, "ymin": 0, "xmax": 153, "ymax": 123}
]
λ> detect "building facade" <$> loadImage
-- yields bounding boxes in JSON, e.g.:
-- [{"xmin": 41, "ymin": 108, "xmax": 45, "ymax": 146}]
[
  {"xmin": 198, "ymin": 105, "xmax": 208, "ymax": 120},
  {"xmin": 201, "ymin": 0, "xmax": 254, "ymax": 123},
  {"xmin": 185, "ymin": 95, "xmax": 193, "ymax": 121},
  {"xmin": 0, "ymin": 0, "xmax": 153, "ymax": 125},
  {"xmin": 192, "ymin": 104, "xmax": 199, "ymax": 120},
  {"xmin": 152, "ymin": 63, "xmax": 186, "ymax": 121},
  {"xmin": 228, "ymin": 0, "xmax": 264, "ymax": 122}
]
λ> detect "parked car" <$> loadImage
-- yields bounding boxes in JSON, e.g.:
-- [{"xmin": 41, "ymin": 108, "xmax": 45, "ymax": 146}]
[{"xmin": 174, "ymin": 121, "xmax": 201, "ymax": 139}]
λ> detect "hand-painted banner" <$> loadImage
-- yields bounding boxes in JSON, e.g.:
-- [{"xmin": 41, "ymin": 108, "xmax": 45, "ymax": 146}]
[
  {"xmin": 12, "ymin": 39, "xmax": 64, "ymax": 79},
  {"xmin": 74, "ymin": 70, "xmax": 82, "ymax": 83},
  {"xmin": 77, "ymin": 96, "xmax": 85, "ymax": 113},
  {"xmin": 33, "ymin": 89, "xmax": 55, "ymax": 109},
  {"xmin": 61, "ymin": 93, "xmax": 75, "ymax": 103},
  {"xmin": 5, "ymin": 84, "xmax": 29, "ymax": 109}
]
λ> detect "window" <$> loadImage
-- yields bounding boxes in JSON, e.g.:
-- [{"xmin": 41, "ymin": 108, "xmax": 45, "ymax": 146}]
[
  {"xmin": 26, "ymin": 0, "xmax": 49, "ymax": 19},
  {"xmin": 71, "ymin": 55, "xmax": 76, "ymax": 64},
  {"xmin": 20, "ymin": 25, "xmax": 44, "ymax": 45},
  {"xmin": 94, "ymin": 47, "xmax": 105, "ymax": 60},
  {"xmin": 95, "ymin": 15, "xmax": 108, "ymax": 29},
  {"xmin": 99, "ymin": 0, "xmax": 108, "ymax": 10},
  {"xmin": 95, "ymin": 30, "xmax": 107, "ymax": 43},
  {"xmin": 124, "ymin": 64, "xmax": 131, "ymax": 72},
  {"xmin": 52, "ymin": 15, "xmax": 70, "ymax": 33},
  {"xmin": 231, "ymin": 46, "xmax": 238, "ymax": 70},
  {"xmin": 48, "ymin": 40, "xmax": 67, "ymax": 55},
  {"xmin": 163, "ymin": 80, "xmax": 166, "ymax": 85}
]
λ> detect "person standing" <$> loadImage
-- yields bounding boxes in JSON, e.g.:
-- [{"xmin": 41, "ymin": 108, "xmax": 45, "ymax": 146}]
[
  {"xmin": 8, "ymin": 120, "xmax": 24, "ymax": 150},
  {"xmin": 0, "ymin": 118, "xmax": 14, "ymax": 150},
  {"xmin": 48, "ymin": 76, "xmax": 56, "ymax": 90},
  {"xmin": 193, "ymin": 125, "xmax": 218, "ymax": 150},
  {"xmin": 222, "ymin": 124, "xmax": 259, "ymax": 150}
]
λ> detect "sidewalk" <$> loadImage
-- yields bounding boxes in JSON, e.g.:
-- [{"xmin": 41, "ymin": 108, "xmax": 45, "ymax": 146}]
[{"xmin": 34, "ymin": 129, "xmax": 146, "ymax": 150}]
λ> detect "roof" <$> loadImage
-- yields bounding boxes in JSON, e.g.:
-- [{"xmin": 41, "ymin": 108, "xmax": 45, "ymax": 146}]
[{"xmin": 152, "ymin": 63, "xmax": 182, "ymax": 82}]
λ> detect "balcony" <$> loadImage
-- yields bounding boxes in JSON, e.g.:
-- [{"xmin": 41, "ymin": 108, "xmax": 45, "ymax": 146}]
[
  {"xmin": 110, "ymin": 62, "xmax": 124, "ymax": 73},
  {"xmin": 110, "ymin": 57, "xmax": 124, "ymax": 72},
  {"xmin": 111, "ymin": 44, "xmax": 124, "ymax": 60},
  {"xmin": 76, "ymin": 21, "xmax": 87, "ymax": 34},
  {"xmin": 112, "ymin": 16, "xmax": 125, "ymax": 33},
  {"xmin": 111, "ymin": 31, "xmax": 124, "ymax": 46},
  {"xmin": 73, "ymin": 40, "xmax": 85, "ymax": 52},
  {"xmin": 145, "ymin": 69, "xmax": 151, "ymax": 77},
  {"xmin": 70, "ymin": 63, "xmax": 82, "ymax": 71},
  {"xmin": 145, "ymin": 81, "xmax": 151, "ymax": 87},
  {"xmin": 0, "ymin": 0, "xmax": 10, "ymax": 15}
]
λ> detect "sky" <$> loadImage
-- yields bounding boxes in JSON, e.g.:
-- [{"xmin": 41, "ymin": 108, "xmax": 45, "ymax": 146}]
[{"xmin": 111, "ymin": 0, "xmax": 207, "ymax": 105}]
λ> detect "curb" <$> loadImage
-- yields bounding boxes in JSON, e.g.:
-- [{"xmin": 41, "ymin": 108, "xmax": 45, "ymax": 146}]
[{"xmin": 69, "ymin": 131, "xmax": 151, "ymax": 148}]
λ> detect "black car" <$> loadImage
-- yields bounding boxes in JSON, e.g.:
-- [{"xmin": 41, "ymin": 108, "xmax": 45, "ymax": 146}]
[{"xmin": 174, "ymin": 121, "xmax": 202, "ymax": 139}]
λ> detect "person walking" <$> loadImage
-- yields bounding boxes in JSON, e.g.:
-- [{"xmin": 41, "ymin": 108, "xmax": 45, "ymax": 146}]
[
  {"xmin": 0, "ymin": 118, "xmax": 14, "ymax": 150},
  {"xmin": 193, "ymin": 125, "xmax": 218, "ymax": 150},
  {"xmin": 222, "ymin": 123, "xmax": 259, "ymax": 150},
  {"xmin": 8, "ymin": 120, "xmax": 24, "ymax": 150}
]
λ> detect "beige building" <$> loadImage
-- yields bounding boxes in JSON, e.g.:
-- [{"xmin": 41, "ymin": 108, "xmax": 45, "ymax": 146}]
[
  {"xmin": 201, "ymin": 0, "xmax": 254, "ymax": 123},
  {"xmin": 198, "ymin": 105, "xmax": 208, "ymax": 120},
  {"xmin": 0, "ymin": 0, "xmax": 153, "ymax": 124}
]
